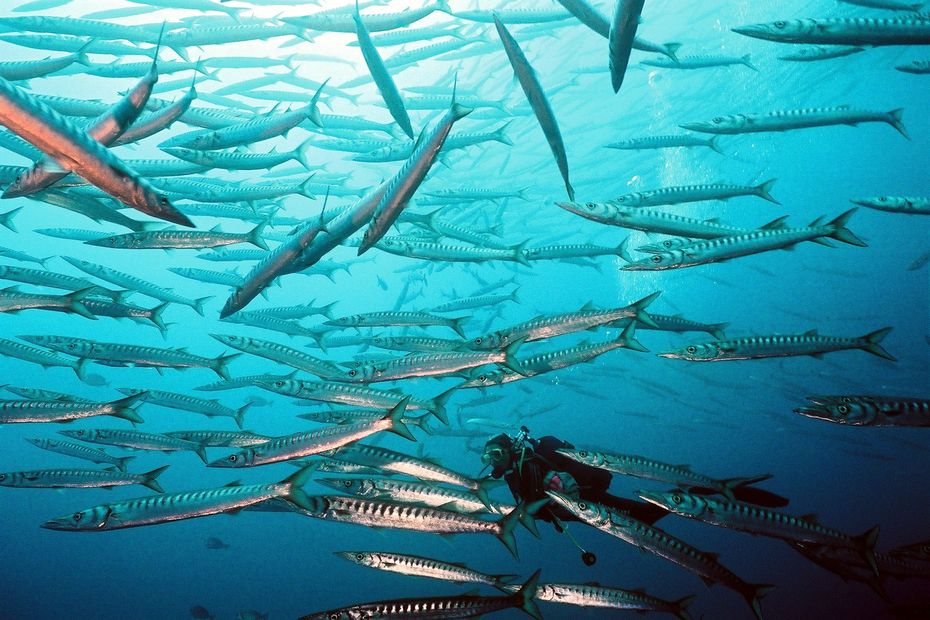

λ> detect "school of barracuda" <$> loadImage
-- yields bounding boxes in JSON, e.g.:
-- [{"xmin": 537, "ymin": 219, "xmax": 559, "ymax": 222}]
[{"xmin": 0, "ymin": 0, "xmax": 926, "ymax": 618}]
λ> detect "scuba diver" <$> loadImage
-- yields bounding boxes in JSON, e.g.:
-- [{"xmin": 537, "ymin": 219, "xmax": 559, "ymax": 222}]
[{"xmin": 480, "ymin": 427, "xmax": 669, "ymax": 565}]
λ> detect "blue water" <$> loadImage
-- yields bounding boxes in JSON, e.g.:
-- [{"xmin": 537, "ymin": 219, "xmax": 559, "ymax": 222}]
[{"xmin": 0, "ymin": 1, "xmax": 928, "ymax": 619}]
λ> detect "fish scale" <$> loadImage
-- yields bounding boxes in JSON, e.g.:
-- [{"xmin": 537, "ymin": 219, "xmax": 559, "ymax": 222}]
[
  {"xmin": 27, "ymin": 438, "xmax": 134, "ymax": 471},
  {"xmin": 734, "ymin": 17, "xmax": 930, "ymax": 45},
  {"xmin": 0, "ymin": 466, "xmax": 166, "ymax": 492},
  {"xmin": 376, "ymin": 237, "xmax": 529, "ymax": 265},
  {"xmin": 321, "ymin": 477, "xmax": 515, "ymax": 515},
  {"xmin": 342, "ymin": 346, "xmax": 522, "ymax": 383},
  {"xmin": 336, "ymin": 551, "xmax": 514, "ymax": 590}
]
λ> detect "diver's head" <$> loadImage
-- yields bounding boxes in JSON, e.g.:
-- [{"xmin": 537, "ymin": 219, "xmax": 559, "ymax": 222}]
[{"xmin": 481, "ymin": 433, "xmax": 514, "ymax": 475}]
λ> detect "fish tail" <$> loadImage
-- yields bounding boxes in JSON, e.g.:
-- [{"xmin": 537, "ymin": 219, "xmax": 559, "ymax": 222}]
[
  {"xmin": 282, "ymin": 463, "xmax": 318, "ymax": 511},
  {"xmin": 192, "ymin": 296, "xmax": 212, "ymax": 317},
  {"xmin": 384, "ymin": 396, "xmax": 416, "ymax": 441},
  {"xmin": 628, "ymin": 290, "xmax": 661, "ymax": 328},
  {"xmin": 247, "ymin": 222, "xmax": 268, "ymax": 250},
  {"xmin": 673, "ymin": 595, "xmax": 697, "ymax": 620},
  {"xmin": 212, "ymin": 353, "xmax": 241, "ymax": 380},
  {"xmin": 234, "ymin": 402, "xmax": 251, "ymax": 430},
  {"xmin": 308, "ymin": 78, "xmax": 329, "ymax": 127},
  {"xmin": 141, "ymin": 465, "xmax": 169, "ymax": 493},
  {"xmin": 708, "ymin": 135, "xmax": 724, "ymax": 154},
  {"xmin": 73, "ymin": 357, "xmax": 87, "ymax": 381},
  {"xmin": 742, "ymin": 53, "xmax": 758, "ymax": 71},
  {"xmin": 855, "ymin": 524, "xmax": 881, "ymax": 576},
  {"xmin": 450, "ymin": 315, "xmax": 471, "ymax": 338},
  {"xmin": 618, "ymin": 321, "xmax": 647, "ymax": 352},
  {"xmin": 0, "ymin": 206, "xmax": 21, "ymax": 232},
  {"xmin": 491, "ymin": 574, "xmax": 520, "ymax": 592},
  {"xmin": 62, "ymin": 287, "xmax": 98, "ymax": 320},
  {"xmin": 193, "ymin": 443, "xmax": 209, "ymax": 465},
  {"xmin": 434, "ymin": 0, "xmax": 452, "ymax": 14},
  {"xmin": 114, "ymin": 456, "xmax": 136, "ymax": 472},
  {"xmin": 511, "ymin": 240, "xmax": 531, "ymax": 266},
  {"xmin": 475, "ymin": 477, "xmax": 502, "ymax": 510},
  {"xmin": 109, "ymin": 392, "xmax": 147, "ymax": 424},
  {"xmin": 501, "ymin": 337, "xmax": 527, "ymax": 376},
  {"xmin": 662, "ymin": 42, "xmax": 682, "ymax": 62},
  {"xmin": 295, "ymin": 137, "xmax": 314, "ymax": 170},
  {"xmin": 318, "ymin": 301, "xmax": 338, "ymax": 320},
  {"xmin": 859, "ymin": 327, "xmax": 895, "ymax": 361},
  {"xmin": 148, "ymin": 302, "xmax": 171, "ymax": 336},
  {"xmin": 493, "ymin": 120, "xmax": 514, "ymax": 146},
  {"xmin": 755, "ymin": 178, "xmax": 779, "ymax": 204},
  {"xmin": 616, "ymin": 236, "xmax": 633, "ymax": 262},
  {"xmin": 738, "ymin": 583, "xmax": 774, "ymax": 620},
  {"xmin": 410, "ymin": 414, "xmax": 433, "ymax": 436},
  {"xmin": 496, "ymin": 506, "xmax": 521, "ymax": 559},
  {"xmin": 429, "ymin": 386, "xmax": 455, "ymax": 425},
  {"xmin": 708, "ymin": 322, "xmax": 729, "ymax": 339},
  {"xmin": 825, "ymin": 208, "xmax": 867, "ymax": 247},
  {"xmin": 718, "ymin": 473, "xmax": 772, "ymax": 500},
  {"xmin": 299, "ymin": 174, "xmax": 318, "ymax": 200},
  {"xmin": 886, "ymin": 108, "xmax": 908, "ymax": 140},
  {"xmin": 513, "ymin": 569, "xmax": 542, "ymax": 620},
  {"xmin": 193, "ymin": 58, "xmax": 211, "ymax": 77}
]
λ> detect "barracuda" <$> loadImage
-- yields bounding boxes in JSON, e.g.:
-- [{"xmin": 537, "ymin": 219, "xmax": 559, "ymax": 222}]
[
  {"xmin": 680, "ymin": 105, "xmax": 908, "ymax": 139},
  {"xmin": 336, "ymin": 339, "xmax": 525, "ymax": 383},
  {"xmin": 460, "ymin": 324, "xmax": 645, "ymax": 389},
  {"xmin": 555, "ymin": 0, "xmax": 679, "ymax": 60},
  {"xmin": 608, "ymin": 0, "xmax": 644, "ymax": 92},
  {"xmin": 211, "ymin": 334, "xmax": 342, "ymax": 378},
  {"xmin": 733, "ymin": 17, "xmax": 930, "ymax": 46},
  {"xmin": 165, "ymin": 430, "xmax": 271, "ymax": 447},
  {"xmin": 59, "ymin": 428, "xmax": 208, "ymax": 463},
  {"xmin": 335, "ymin": 550, "xmax": 518, "ymax": 592},
  {"xmin": 643, "ymin": 54, "xmax": 756, "ymax": 70},
  {"xmin": 795, "ymin": 395, "xmax": 930, "ymax": 427},
  {"xmin": 299, "ymin": 570, "xmax": 541, "ymax": 620},
  {"xmin": 209, "ymin": 398, "xmax": 415, "ymax": 467},
  {"xmin": 164, "ymin": 139, "xmax": 313, "ymax": 172},
  {"xmin": 366, "ymin": 334, "xmax": 469, "ymax": 353},
  {"xmin": 612, "ymin": 313, "xmax": 728, "ymax": 339},
  {"xmin": 502, "ymin": 581, "xmax": 695, "ymax": 619},
  {"xmin": 319, "ymin": 477, "xmax": 516, "ymax": 515},
  {"xmin": 267, "ymin": 494, "xmax": 525, "ymax": 558},
  {"xmin": 659, "ymin": 326, "xmax": 895, "ymax": 362},
  {"xmin": 0, "ymin": 393, "xmax": 144, "ymax": 424},
  {"xmin": 557, "ymin": 199, "xmax": 789, "ymax": 238},
  {"xmin": 79, "ymin": 298, "xmax": 169, "ymax": 334},
  {"xmin": 606, "ymin": 133, "xmax": 722, "ymax": 152},
  {"xmin": 282, "ymin": 1, "xmax": 449, "ymax": 33},
  {"xmin": 255, "ymin": 379, "xmax": 453, "ymax": 425},
  {"xmin": 0, "ymin": 287, "xmax": 97, "ymax": 319},
  {"xmin": 326, "ymin": 310, "xmax": 470, "ymax": 338},
  {"xmin": 375, "ymin": 236, "xmax": 531, "ymax": 266},
  {"xmin": 0, "ymin": 465, "xmax": 167, "ymax": 493},
  {"xmin": 547, "ymin": 491, "xmax": 772, "ymax": 620},
  {"xmin": 26, "ymin": 437, "xmax": 135, "ymax": 471},
  {"xmin": 358, "ymin": 91, "xmax": 472, "ymax": 254},
  {"xmin": 611, "ymin": 180, "xmax": 778, "ymax": 207},
  {"xmin": 0, "ymin": 75, "xmax": 190, "ymax": 226},
  {"xmin": 624, "ymin": 211, "xmax": 865, "ymax": 270},
  {"xmin": 20, "ymin": 334, "xmax": 240, "ymax": 379},
  {"xmin": 556, "ymin": 447, "xmax": 769, "ymax": 501},
  {"xmin": 116, "ymin": 388, "xmax": 250, "ymax": 428},
  {"xmin": 778, "ymin": 46, "xmax": 866, "ymax": 62},
  {"xmin": 467, "ymin": 292, "xmax": 659, "ymax": 350},
  {"xmin": 851, "ymin": 195, "xmax": 930, "ymax": 215},
  {"xmin": 159, "ymin": 82, "xmax": 325, "ymax": 150},
  {"xmin": 432, "ymin": 291, "xmax": 519, "ymax": 314},
  {"xmin": 495, "ymin": 16, "xmax": 573, "ymax": 199},
  {"xmin": 42, "ymin": 465, "xmax": 314, "ymax": 531},
  {"xmin": 61, "ymin": 257, "xmax": 210, "ymax": 315},
  {"xmin": 298, "ymin": 408, "xmax": 433, "ymax": 434},
  {"xmin": 86, "ymin": 224, "xmax": 268, "ymax": 251},
  {"xmin": 0, "ymin": 337, "xmax": 85, "ymax": 378},
  {"xmin": 637, "ymin": 489, "xmax": 881, "ymax": 577}
]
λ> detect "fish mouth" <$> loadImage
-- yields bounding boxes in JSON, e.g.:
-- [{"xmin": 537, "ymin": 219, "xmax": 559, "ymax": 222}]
[
  {"xmin": 848, "ymin": 198, "xmax": 871, "ymax": 207},
  {"xmin": 634, "ymin": 489, "xmax": 667, "ymax": 508},
  {"xmin": 656, "ymin": 352, "xmax": 683, "ymax": 359},
  {"xmin": 313, "ymin": 478, "xmax": 347, "ymax": 491},
  {"xmin": 678, "ymin": 122, "xmax": 709, "ymax": 132},
  {"xmin": 731, "ymin": 25, "xmax": 770, "ymax": 40},
  {"xmin": 40, "ymin": 518, "xmax": 67, "ymax": 530},
  {"xmin": 17, "ymin": 335, "xmax": 43, "ymax": 344},
  {"xmin": 793, "ymin": 407, "xmax": 827, "ymax": 419}
]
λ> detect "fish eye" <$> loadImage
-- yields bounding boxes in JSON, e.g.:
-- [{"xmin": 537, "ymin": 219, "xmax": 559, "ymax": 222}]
[
  {"xmin": 478, "ymin": 375, "xmax": 487, "ymax": 382},
  {"xmin": 73, "ymin": 512, "xmax": 83, "ymax": 521},
  {"xmin": 75, "ymin": 430, "xmax": 84, "ymax": 436},
  {"xmin": 585, "ymin": 202, "xmax": 595, "ymax": 209},
  {"xmin": 342, "ymin": 480, "xmax": 352, "ymax": 488},
  {"xmin": 159, "ymin": 196, "xmax": 168, "ymax": 206},
  {"xmin": 474, "ymin": 337, "xmax": 482, "ymax": 345},
  {"xmin": 878, "ymin": 197, "xmax": 886, "ymax": 202},
  {"xmin": 712, "ymin": 117, "xmax": 723, "ymax": 124},
  {"xmin": 837, "ymin": 405, "xmax": 849, "ymax": 415},
  {"xmin": 672, "ymin": 494, "xmax": 682, "ymax": 504},
  {"xmin": 651, "ymin": 255, "xmax": 661, "ymax": 263},
  {"xmin": 686, "ymin": 346, "xmax": 696, "ymax": 354},
  {"xmin": 0, "ymin": 474, "xmax": 5, "ymax": 481},
  {"xmin": 663, "ymin": 241, "xmax": 672, "ymax": 248},
  {"xmin": 355, "ymin": 553, "xmax": 364, "ymax": 560},
  {"xmin": 578, "ymin": 451, "xmax": 587, "ymax": 458},
  {"xmin": 67, "ymin": 343, "xmax": 76, "ymax": 349},
  {"xmin": 616, "ymin": 196, "xmax": 625, "ymax": 202},
  {"xmin": 774, "ymin": 20, "xmax": 786, "ymax": 29},
  {"xmin": 329, "ymin": 613, "xmax": 339, "ymax": 620},
  {"xmin": 274, "ymin": 381, "xmax": 284, "ymax": 387},
  {"xmin": 348, "ymin": 370, "xmax": 356, "ymax": 377},
  {"xmin": 14, "ymin": 175, "xmax": 20, "ymax": 183},
  {"xmin": 578, "ymin": 502, "xmax": 587, "ymax": 510},
  {"xmin": 228, "ymin": 455, "xmax": 238, "ymax": 462}
]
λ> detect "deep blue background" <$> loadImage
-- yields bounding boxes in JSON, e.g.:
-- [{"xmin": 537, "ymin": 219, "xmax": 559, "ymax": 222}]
[{"xmin": 0, "ymin": 0, "xmax": 927, "ymax": 618}]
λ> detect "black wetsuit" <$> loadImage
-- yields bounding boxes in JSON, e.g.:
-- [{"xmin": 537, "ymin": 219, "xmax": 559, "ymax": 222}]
[{"xmin": 493, "ymin": 435, "xmax": 667, "ymax": 527}]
